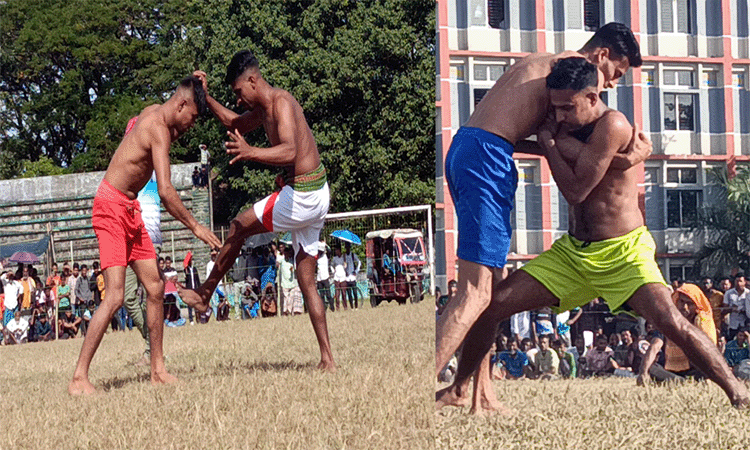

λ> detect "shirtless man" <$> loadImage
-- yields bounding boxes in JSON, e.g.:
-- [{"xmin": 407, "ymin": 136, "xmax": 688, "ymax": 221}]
[
  {"xmin": 437, "ymin": 22, "xmax": 649, "ymax": 412},
  {"xmin": 68, "ymin": 76, "xmax": 222, "ymax": 395},
  {"xmin": 438, "ymin": 58, "xmax": 750, "ymax": 412},
  {"xmin": 180, "ymin": 50, "xmax": 335, "ymax": 371}
]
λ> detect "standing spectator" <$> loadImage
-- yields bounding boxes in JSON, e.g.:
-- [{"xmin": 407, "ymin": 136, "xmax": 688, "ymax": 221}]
[
  {"xmin": 552, "ymin": 339, "xmax": 577, "ymax": 379},
  {"xmin": 56, "ymin": 275, "xmax": 72, "ymax": 312},
  {"xmin": 724, "ymin": 328, "xmax": 750, "ymax": 370},
  {"xmin": 46, "ymin": 263, "xmax": 61, "ymax": 300},
  {"xmin": 192, "ymin": 166, "xmax": 201, "ymax": 187},
  {"xmin": 331, "ymin": 246, "xmax": 347, "ymax": 311},
  {"xmin": 584, "ymin": 334, "xmax": 615, "ymax": 377},
  {"xmin": 701, "ymin": 277, "xmax": 726, "ymax": 337},
  {"xmin": 74, "ymin": 264, "xmax": 93, "ymax": 319},
  {"xmin": 316, "ymin": 242, "xmax": 334, "ymax": 312},
  {"xmin": 183, "ymin": 252, "xmax": 200, "ymax": 325},
  {"xmin": 1, "ymin": 271, "xmax": 22, "ymax": 327},
  {"xmin": 206, "ymin": 249, "xmax": 226, "ymax": 318},
  {"xmin": 556, "ymin": 308, "xmax": 581, "ymax": 348},
  {"xmin": 199, "ymin": 165, "xmax": 209, "ymax": 188},
  {"xmin": 67, "ymin": 262, "xmax": 80, "ymax": 301},
  {"xmin": 533, "ymin": 335, "xmax": 560, "ymax": 379},
  {"xmin": 29, "ymin": 308, "xmax": 54, "ymax": 342},
  {"xmin": 724, "ymin": 273, "xmax": 749, "ymax": 341},
  {"xmin": 19, "ymin": 265, "xmax": 35, "ymax": 315},
  {"xmin": 4, "ymin": 310, "xmax": 30, "ymax": 345},
  {"xmin": 89, "ymin": 262, "xmax": 102, "ymax": 305},
  {"xmin": 510, "ymin": 310, "xmax": 531, "ymax": 346},
  {"xmin": 343, "ymin": 242, "xmax": 361, "ymax": 309},
  {"xmin": 58, "ymin": 309, "xmax": 81, "ymax": 339},
  {"xmin": 532, "ymin": 307, "xmax": 554, "ymax": 343},
  {"xmin": 279, "ymin": 247, "xmax": 302, "ymax": 316}
]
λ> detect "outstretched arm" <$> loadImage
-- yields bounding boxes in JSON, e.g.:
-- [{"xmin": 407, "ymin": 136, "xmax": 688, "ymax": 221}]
[
  {"xmin": 225, "ymin": 96, "xmax": 298, "ymax": 166},
  {"xmin": 539, "ymin": 112, "xmax": 632, "ymax": 205},
  {"xmin": 151, "ymin": 127, "xmax": 222, "ymax": 250},
  {"xmin": 193, "ymin": 70, "xmax": 263, "ymax": 134}
]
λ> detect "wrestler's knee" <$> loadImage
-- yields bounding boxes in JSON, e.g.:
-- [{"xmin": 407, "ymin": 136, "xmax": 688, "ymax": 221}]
[{"xmin": 143, "ymin": 278, "xmax": 165, "ymax": 301}]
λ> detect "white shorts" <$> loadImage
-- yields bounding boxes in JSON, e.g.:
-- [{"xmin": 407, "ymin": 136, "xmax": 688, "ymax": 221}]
[{"xmin": 253, "ymin": 183, "xmax": 330, "ymax": 257}]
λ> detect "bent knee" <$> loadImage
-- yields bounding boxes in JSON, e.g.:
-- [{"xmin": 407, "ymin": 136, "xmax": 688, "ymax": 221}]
[{"xmin": 144, "ymin": 279, "xmax": 165, "ymax": 298}]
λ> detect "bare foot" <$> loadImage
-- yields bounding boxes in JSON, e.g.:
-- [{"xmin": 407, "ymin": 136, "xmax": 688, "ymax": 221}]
[
  {"xmin": 317, "ymin": 360, "xmax": 337, "ymax": 372},
  {"xmin": 68, "ymin": 376, "xmax": 97, "ymax": 396},
  {"xmin": 151, "ymin": 371, "xmax": 178, "ymax": 386},
  {"xmin": 178, "ymin": 285, "xmax": 210, "ymax": 314},
  {"xmin": 436, "ymin": 385, "xmax": 470, "ymax": 410},
  {"xmin": 469, "ymin": 401, "xmax": 517, "ymax": 417}
]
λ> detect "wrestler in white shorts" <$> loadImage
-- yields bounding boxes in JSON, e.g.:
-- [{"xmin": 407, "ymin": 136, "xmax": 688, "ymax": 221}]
[{"xmin": 253, "ymin": 175, "xmax": 330, "ymax": 258}]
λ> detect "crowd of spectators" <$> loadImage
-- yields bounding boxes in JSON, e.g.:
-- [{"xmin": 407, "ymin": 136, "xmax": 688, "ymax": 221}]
[{"xmin": 437, "ymin": 273, "xmax": 750, "ymax": 383}]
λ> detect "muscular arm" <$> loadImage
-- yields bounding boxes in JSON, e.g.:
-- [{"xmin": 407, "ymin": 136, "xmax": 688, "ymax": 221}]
[
  {"xmin": 151, "ymin": 128, "xmax": 199, "ymax": 232},
  {"xmin": 638, "ymin": 336, "xmax": 664, "ymax": 381},
  {"xmin": 226, "ymin": 96, "xmax": 298, "ymax": 166},
  {"xmin": 193, "ymin": 70, "xmax": 264, "ymax": 134},
  {"xmin": 540, "ymin": 112, "xmax": 632, "ymax": 205}
]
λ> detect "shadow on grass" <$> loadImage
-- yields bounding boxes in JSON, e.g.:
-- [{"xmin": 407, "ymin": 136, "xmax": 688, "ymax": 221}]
[
  {"xmin": 100, "ymin": 373, "xmax": 151, "ymax": 391},
  {"xmin": 208, "ymin": 360, "xmax": 318, "ymax": 375}
]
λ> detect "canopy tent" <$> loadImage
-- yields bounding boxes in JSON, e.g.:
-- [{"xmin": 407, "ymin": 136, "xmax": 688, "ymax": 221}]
[{"xmin": 0, "ymin": 235, "xmax": 50, "ymax": 260}]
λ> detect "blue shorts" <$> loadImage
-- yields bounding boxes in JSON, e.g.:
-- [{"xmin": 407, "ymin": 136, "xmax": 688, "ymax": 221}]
[{"xmin": 445, "ymin": 127, "xmax": 517, "ymax": 268}]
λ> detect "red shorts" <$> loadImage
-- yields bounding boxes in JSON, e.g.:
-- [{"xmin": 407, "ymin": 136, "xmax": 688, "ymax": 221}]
[{"xmin": 92, "ymin": 179, "xmax": 156, "ymax": 270}]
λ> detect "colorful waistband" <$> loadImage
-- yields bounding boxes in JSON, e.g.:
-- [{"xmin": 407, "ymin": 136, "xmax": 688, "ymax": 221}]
[{"xmin": 284, "ymin": 164, "xmax": 327, "ymax": 192}]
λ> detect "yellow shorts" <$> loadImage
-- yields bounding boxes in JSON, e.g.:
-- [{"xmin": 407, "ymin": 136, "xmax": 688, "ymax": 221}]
[{"xmin": 520, "ymin": 226, "xmax": 667, "ymax": 314}]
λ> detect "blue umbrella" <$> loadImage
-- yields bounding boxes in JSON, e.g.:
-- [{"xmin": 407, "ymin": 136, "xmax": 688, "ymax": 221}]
[{"xmin": 330, "ymin": 229, "xmax": 362, "ymax": 245}]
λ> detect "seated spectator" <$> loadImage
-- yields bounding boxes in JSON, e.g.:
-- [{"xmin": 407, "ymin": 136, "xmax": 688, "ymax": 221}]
[
  {"xmin": 613, "ymin": 330, "xmax": 633, "ymax": 368},
  {"xmin": 521, "ymin": 337, "xmax": 538, "ymax": 374},
  {"xmin": 58, "ymin": 309, "xmax": 81, "ymax": 339},
  {"xmin": 639, "ymin": 284, "xmax": 717, "ymax": 384},
  {"xmin": 240, "ymin": 281, "xmax": 261, "ymax": 319},
  {"xmin": 29, "ymin": 308, "xmax": 54, "ymax": 342},
  {"xmin": 217, "ymin": 293, "xmax": 231, "ymax": 321},
  {"xmin": 4, "ymin": 310, "xmax": 30, "ymax": 344},
  {"xmin": 260, "ymin": 283, "xmax": 277, "ymax": 318},
  {"xmin": 569, "ymin": 336, "xmax": 589, "ymax": 378},
  {"xmin": 584, "ymin": 334, "xmax": 615, "ymax": 377},
  {"xmin": 552, "ymin": 339, "xmax": 577, "ymax": 379},
  {"xmin": 533, "ymin": 335, "xmax": 560, "ymax": 380},
  {"xmin": 493, "ymin": 339, "xmax": 529, "ymax": 380},
  {"xmin": 724, "ymin": 328, "xmax": 750, "ymax": 370},
  {"xmin": 81, "ymin": 301, "xmax": 96, "ymax": 336},
  {"xmin": 164, "ymin": 296, "xmax": 186, "ymax": 327}
]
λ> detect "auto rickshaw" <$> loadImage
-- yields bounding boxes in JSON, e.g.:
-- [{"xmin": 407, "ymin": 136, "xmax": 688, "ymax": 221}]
[{"xmin": 365, "ymin": 228, "xmax": 426, "ymax": 307}]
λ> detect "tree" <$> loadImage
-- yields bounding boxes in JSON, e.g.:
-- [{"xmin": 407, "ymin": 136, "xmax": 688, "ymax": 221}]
[
  {"xmin": 693, "ymin": 165, "xmax": 750, "ymax": 277},
  {"xmin": 1, "ymin": 0, "xmax": 435, "ymax": 222}
]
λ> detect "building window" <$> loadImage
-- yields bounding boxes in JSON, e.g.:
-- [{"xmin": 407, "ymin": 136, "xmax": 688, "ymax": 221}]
[
  {"xmin": 583, "ymin": 0, "xmax": 600, "ymax": 31},
  {"xmin": 473, "ymin": 88, "xmax": 490, "ymax": 106},
  {"xmin": 473, "ymin": 64, "xmax": 505, "ymax": 82},
  {"xmin": 660, "ymin": 0, "xmax": 693, "ymax": 34},
  {"xmin": 666, "ymin": 189, "xmax": 701, "ymax": 228},
  {"xmin": 664, "ymin": 93, "xmax": 695, "ymax": 131},
  {"xmin": 669, "ymin": 265, "xmax": 697, "ymax": 283},
  {"xmin": 663, "ymin": 70, "xmax": 694, "ymax": 87},
  {"xmin": 666, "ymin": 167, "xmax": 697, "ymax": 184},
  {"xmin": 488, "ymin": 0, "xmax": 505, "ymax": 29}
]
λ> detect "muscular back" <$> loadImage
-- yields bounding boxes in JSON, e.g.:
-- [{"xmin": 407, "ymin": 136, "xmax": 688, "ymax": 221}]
[
  {"xmin": 103, "ymin": 104, "xmax": 169, "ymax": 199},
  {"xmin": 466, "ymin": 51, "xmax": 581, "ymax": 144}
]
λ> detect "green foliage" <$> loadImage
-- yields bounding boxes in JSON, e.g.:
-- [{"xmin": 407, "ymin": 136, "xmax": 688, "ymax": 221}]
[
  {"xmin": 693, "ymin": 165, "xmax": 750, "ymax": 277},
  {"xmin": 20, "ymin": 155, "xmax": 67, "ymax": 178},
  {"xmin": 1, "ymin": 0, "xmax": 435, "ymax": 222}
]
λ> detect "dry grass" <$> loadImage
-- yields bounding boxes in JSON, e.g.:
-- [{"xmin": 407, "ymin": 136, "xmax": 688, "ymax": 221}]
[
  {"xmin": 0, "ymin": 300, "xmax": 433, "ymax": 450},
  {"xmin": 436, "ymin": 376, "xmax": 750, "ymax": 449}
]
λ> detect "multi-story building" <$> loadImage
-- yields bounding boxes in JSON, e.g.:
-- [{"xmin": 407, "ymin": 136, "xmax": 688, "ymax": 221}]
[{"xmin": 435, "ymin": 0, "xmax": 750, "ymax": 290}]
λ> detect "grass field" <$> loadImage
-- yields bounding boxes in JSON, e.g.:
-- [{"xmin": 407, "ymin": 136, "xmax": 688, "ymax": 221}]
[
  {"xmin": 436, "ymin": 376, "xmax": 750, "ymax": 449},
  {"xmin": 0, "ymin": 300, "xmax": 432, "ymax": 450}
]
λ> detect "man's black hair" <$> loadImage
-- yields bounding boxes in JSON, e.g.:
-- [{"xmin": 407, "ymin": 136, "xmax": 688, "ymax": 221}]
[
  {"xmin": 179, "ymin": 76, "xmax": 207, "ymax": 117},
  {"xmin": 165, "ymin": 256, "xmax": 172, "ymax": 262},
  {"xmin": 225, "ymin": 50, "xmax": 260, "ymax": 85},
  {"xmin": 73, "ymin": 262, "xmax": 80, "ymax": 269},
  {"xmin": 546, "ymin": 57, "xmax": 599, "ymax": 91},
  {"xmin": 583, "ymin": 22, "xmax": 642, "ymax": 68},
  {"xmin": 80, "ymin": 264, "xmax": 87, "ymax": 271},
  {"xmin": 735, "ymin": 272, "xmax": 746, "ymax": 281}
]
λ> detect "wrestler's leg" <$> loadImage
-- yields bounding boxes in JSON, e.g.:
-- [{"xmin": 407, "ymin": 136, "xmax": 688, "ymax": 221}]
[
  {"xmin": 437, "ymin": 270, "xmax": 558, "ymax": 410},
  {"xmin": 130, "ymin": 259, "xmax": 175, "ymax": 385},
  {"xmin": 436, "ymin": 259, "xmax": 493, "ymax": 377},
  {"xmin": 180, "ymin": 208, "xmax": 267, "ymax": 312},
  {"xmin": 69, "ymin": 265, "xmax": 127, "ymax": 395},
  {"xmin": 296, "ymin": 249, "xmax": 336, "ymax": 371},
  {"xmin": 627, "ymin": 283, "xmax": 750, "ymax": 408}
]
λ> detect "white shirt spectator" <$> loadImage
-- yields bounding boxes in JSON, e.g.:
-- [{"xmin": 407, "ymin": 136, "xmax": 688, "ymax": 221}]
[
  {"xmin": 317, "ymin": 253, "xmax": 330, "ymax": 282},
  {"xmin": 6, "ymin": 316, "xmax": 29, "ymax": 341},
  {"xmin": 206, "ymin": 260, "xmax": 224, "ymax": 289},
  {"xmin": 725, "ymin": 288, "xmax": 750, "ymax": 330},
  {"xmin": 331, "ymin": 255, "xmax": 346, "ymax": 282},
  {"xmin": 1, "ymin": 273, "xmax": 22, "ymax": 310},
  {"xmin": 510, "ymin": 311, "xmax": 531, "ymax": 340}
]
